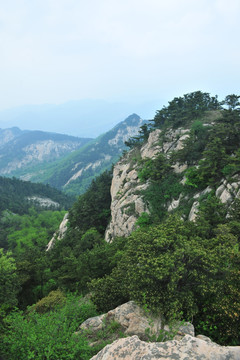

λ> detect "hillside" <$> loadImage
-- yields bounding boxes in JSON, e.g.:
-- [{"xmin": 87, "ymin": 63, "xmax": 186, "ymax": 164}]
[
  {"xmin": 13, "ymin": 114, "xmax": 146, "ymax": 195},
  {"xmin": 0, "ymin": 127, "xmax": 92, "ymax": 178},
  {"xmin": 0, "ymin": 175, "xmax": 73, "ymax": 258},
  {"xmin": 1, "ymin": 91, "xmax": 240, "ymax": 359},
  {"xmin": 0, "ymin": 175, "xmax": 74, "ymax": 215},
  {"xmin": 46, "ymin": 91, "xmax": 240, "ymax": 345}
]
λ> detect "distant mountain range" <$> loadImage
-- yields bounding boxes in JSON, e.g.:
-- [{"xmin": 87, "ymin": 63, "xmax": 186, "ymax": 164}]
[
  {"xmin": 0, "ymin": 114, "xmax": 146, "ymax": 196},
  {"xmin": 0, "ymin": 99, "xmax": 158, "ymax": 137},
  {"xmin": 0, "ymin": 128, "xmax": 92, "ymax": 178}
]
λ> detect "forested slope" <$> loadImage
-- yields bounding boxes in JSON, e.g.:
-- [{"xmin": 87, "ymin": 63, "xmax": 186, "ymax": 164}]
[
  {"xmin": 1, "ymin": 91, "xmax": 240, "ymax": 360},
  {"xmin": 0, "ymin": 175, "xmax": 74, "ymax": 214}
]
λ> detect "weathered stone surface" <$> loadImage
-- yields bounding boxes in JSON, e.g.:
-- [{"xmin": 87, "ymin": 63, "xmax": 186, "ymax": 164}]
[
  {"xmin": 215, "ymin": 178, "xmax": 240, "ymax": 204},
  {"xmin": 105, "ymin": 130, "xmax": 157, "ymax": 242},
  {"xmin": 79, "ymin": 301, "xmax": 194, "ymax": 342},
  {"xmin": 161, "ymin": 128, "xmax": 189, "ymax": 154},
  {"xmin": 90, "ymin": 334, "xmax": 240, "ymax": 360},
  {"xmin": 105, "ymin": 128, "xmax": 190, "ymax": 241},
  {"xmin": 27, "ymin": 196, "xmax": 60, "ymax": 209},
  {"xmin": 188, "ymin": 201, "xmax": 199, "ymax": 222},
  {"xmin": 46, "ymin": 212, "xmax": 69, "ymax": 251},
  {"xmin": 193, "ymin": 186, "xmax": 212, "ymax": 199},
  {"xmin": 168, "ymin": 197, "xmax": 181, "ymax": 212},
  {"xmin": 80, "ymin": 313, "xmax": 105, "ymax": 332},
  {"xmin": 141, "ymin": 129, "xmax": 162, "ymax": 158},
  {"xmin": 172, "ymin": 162, "xmax": 188, "ymax": 174}
]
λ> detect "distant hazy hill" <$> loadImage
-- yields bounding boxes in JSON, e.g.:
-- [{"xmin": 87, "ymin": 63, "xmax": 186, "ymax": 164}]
[
  {"xmin": 0, "ymin": 99, "xmax": 158, "ymax": 137},
  {"xmin": 8, "ymin": 114, "xmax": 146, "ymax": 195},
  {"xmin": 0, "ymin": 127, "xmax": 92, "ymax": 178}
]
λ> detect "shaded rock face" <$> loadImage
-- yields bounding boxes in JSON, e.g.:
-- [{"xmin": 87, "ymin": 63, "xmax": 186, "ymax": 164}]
[
  {"xmin": 79, "ymin": 301, "xmax": 194, "ymax": 342},
  {"xmin": 90, "ymin": 334, "xmax": 240, "ymax": 360},
  {"xmin": 105, "ymin": 123, "xmax": 240, "ymax": 240},
  {"xmin": 105, "ymin": 130, "xmax": 163, "ymax": 242}
]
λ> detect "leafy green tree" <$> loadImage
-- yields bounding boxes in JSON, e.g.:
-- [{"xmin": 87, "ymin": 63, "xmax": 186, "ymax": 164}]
[
  {"xmin": 152, "ymin": 91, "xmax": 220, "ymax": 129},
  {"xmin": 90, "ymin": 265, "xmax": 129, "ymax": 313},
  {"xmin": 16, "ymin": 248, "xmax": 51, "ymax": 308},
  {"xmin": 171, "ymin": 121, "xmax": 210, "ymax": 165},
  {"xmin": 69, "ymin": 170, "xmax": 112, "ymax": 235},
  {"xmin": 224, "ymin": 94, "xmax": 240, "ymax": 110},
  {"xmin": 138, "ymin": 154, "xmax": 171, "ymax": 182},
  {"xmin": 0, "ymin": 249, "xmax": 19, "ymax": 309},
  {"xmin": 91, "ymin": 215, "xmax": 240, "ymax": 346},
  {"xmin": 194, "ymin": 224, "xmax": 240, "ymax": 345}
]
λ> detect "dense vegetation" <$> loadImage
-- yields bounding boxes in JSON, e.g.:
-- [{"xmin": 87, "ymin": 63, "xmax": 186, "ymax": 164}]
[
  {"xmin": 1, "ymin": 91, "xmax": 240, "ymax": 359},
  {"xmin": 0, "ymin": 176, "xmax": 74, "ymax": 214}
]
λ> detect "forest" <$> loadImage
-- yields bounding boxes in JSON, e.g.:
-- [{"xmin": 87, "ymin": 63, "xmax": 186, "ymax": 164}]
[{"xmin": 0, "ymin": 91, "xmax": 240, "ymax": 359}]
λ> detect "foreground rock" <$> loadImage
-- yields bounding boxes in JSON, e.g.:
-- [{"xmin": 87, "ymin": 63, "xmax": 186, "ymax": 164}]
[
  {"xmin": 79, "ymin": 301, "xmax": 194, "ymax": 342},
  {"xmin": 90, "ymin": 334, "xmax": 240, "ymax": 360}
]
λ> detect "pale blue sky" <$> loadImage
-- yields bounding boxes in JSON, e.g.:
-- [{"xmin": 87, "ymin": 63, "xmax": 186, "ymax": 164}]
[{"xmin": 0, "ymin": 0, "xmax": 239, "ymax": 132}]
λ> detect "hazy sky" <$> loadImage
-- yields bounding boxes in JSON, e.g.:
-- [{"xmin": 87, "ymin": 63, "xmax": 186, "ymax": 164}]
[{"xmin": 0, "ymin": 0, "xmax": 239, "ymax": 112}]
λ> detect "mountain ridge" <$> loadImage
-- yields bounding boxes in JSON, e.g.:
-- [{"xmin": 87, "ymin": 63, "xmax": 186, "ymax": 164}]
[
  {"xmin": 1, "ymin": 114, "xmax": 146, "ymax": 195},
  {"xmin": 0, "ymin": 127, "xmax": 92, "ymax": 179}
]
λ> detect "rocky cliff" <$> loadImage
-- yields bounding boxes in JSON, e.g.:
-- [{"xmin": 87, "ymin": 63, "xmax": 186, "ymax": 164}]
[
  {"xmin": 105, "ymin": 121, "xmax": 240, "ymax": 241},
  {"xmin": 105, "ymin": 127, "xmax": 190, "ymax": 241}
]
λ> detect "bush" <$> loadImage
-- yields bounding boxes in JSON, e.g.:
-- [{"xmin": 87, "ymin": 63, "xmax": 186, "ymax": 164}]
[
  {"xmin": 31, "ymin": 289, "xmax": 66, "ymax": 314},
  {"xmin": 0, "ymin": 294, "xmax": 98, "ymax": 360}
]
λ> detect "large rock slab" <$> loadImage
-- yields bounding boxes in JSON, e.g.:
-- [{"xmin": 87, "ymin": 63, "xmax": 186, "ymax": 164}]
[{"xmin": 90, "ymin": 334, "xmax": 240, "ymax": 360}]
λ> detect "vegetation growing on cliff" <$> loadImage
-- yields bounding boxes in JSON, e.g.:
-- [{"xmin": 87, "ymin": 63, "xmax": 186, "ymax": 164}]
[{"xmin": 0, "ymin": 91, "xmax": 240, "ymax": 359}]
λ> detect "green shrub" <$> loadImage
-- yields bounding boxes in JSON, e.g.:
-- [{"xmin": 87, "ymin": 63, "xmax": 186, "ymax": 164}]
[
  {"xmin": 31, "ymin": 289, "xmax": 66, "ymax": 314},
  {"xmin": 1, "ymin": 294, "xmax": 98, "ymax": 360}
]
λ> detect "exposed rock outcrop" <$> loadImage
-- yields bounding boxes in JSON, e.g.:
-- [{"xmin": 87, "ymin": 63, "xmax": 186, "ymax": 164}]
[
  {"xmin": 105, "ymin": 127, "xmax": 190, "ymax": 241},
  {"xmin": 90, "ymin": 334, "xmax": 240, "ymax": 360},
  {"xmin": 187, "ymin": 177, "xmax": 240, "ymax": 222},
  {"xmin": 79, "ymin": 301, "xmax": 194, "ymax": 342},
  {"xmin": 26, "ymin": 196, "xmax": 60, "ymax": 209},
  {"xmin": 215, "ymin": 175, "xmax": 240, "ymax": 204},
  {"xmin": 46, "ymin": 213, "xmax": 69, "ymax": 251}
]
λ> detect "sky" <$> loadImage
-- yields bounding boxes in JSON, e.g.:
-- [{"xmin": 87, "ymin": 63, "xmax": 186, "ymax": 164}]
[{"xmin": 0, "ymin": 0, "xmax": 239, "ymax": 134}]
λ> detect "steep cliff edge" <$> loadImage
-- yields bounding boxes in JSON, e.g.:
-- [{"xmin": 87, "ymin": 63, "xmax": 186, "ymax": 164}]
[
  {"xmin": 105, "ymin": 127, "xmax": 190, "ymax": 241},
  {"xmin": 105, "ymin": 117, "xmax": 240, "ymax": 241}
]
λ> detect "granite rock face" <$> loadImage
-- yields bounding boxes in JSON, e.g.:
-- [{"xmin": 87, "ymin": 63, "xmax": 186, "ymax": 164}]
[
  {"xmin": 215, "ymin": 176, "xmax": 240, "ymax": 204},
  {"xmin": 46, "ymin": 213, "xmax": 69, "ymax": 251},
  {"xmin": 90, "ymin": 334, "xmax": 240, "ymax": 360},
  {"xmin": 105, "ymin": 128, "xmax": 190, "ymax": 242},
  {"xmin": 79, "ymin": 301, "xmax": 194, "ymax": 342}
]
